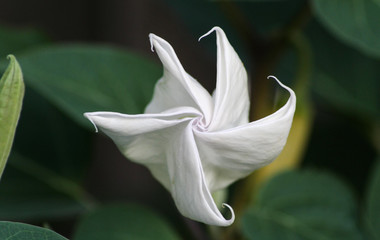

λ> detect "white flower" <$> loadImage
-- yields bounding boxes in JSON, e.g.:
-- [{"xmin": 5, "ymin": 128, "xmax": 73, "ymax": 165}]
[{"xmin": 84, "ymin": 27, "xmax": 296, "ymax": 226}]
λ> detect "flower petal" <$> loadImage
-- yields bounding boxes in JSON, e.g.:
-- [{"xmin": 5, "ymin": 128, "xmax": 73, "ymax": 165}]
[
  {"xmin": 146, "ymin": 34, "xmax": 213, "ymax": 124},
  {"xmin": 199, "ymin": 27, "xmax": 250, "ymax": 131},
  {"xmin": 84, "ymin": 107, "xmax": 201, "ymax": 190},
  {"xmin": 167, "ymin": 122, "xmax": 234, "ymax": 226},
  {"xmin": 194, "ymin": 77, "xmax": 296, "ymax": 191},
  {"xmin": 84, "ymin": 109, "xmax": 234, "ymax": 226}
]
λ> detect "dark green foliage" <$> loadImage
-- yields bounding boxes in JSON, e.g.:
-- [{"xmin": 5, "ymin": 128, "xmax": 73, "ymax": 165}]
[
  {"xmin": 242, "ymin": 170, "xmax": 362, "ymax": 240},
  {"xmin": 13, "ymin": 45, "xmax": 161, "ymax": 128},
  {"xmin": 73, "ymin": 204, "xmax": 180, "ymax": 240},
  {"xmin": 0, "ymin": 221, "xmax": 68, "ymax": 240}
]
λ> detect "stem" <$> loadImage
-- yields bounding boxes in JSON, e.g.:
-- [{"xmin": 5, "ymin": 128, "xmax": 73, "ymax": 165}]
[
  {"xmin": 9, "ymin": 152, "xmax": 98, "ymax": 210},
  {"xmin": 250, "ymin": 31, "xmax": 314, "ymax": 197},
  {"xmin": 221, "ymin": 2, "xmax": 312, "ymax": 240},
  {"xmin": 250, "ymin": 1, "xmax": 312, "ymax": 120},
  {"xmin": 291, "ymin": 32, "xmax": 312, "ymax": 107}
]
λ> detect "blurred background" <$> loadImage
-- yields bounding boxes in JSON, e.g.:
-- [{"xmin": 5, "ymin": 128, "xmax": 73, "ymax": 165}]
[{"xmin": 0, "ymin": 0, "xmax": 379, "ymax": 239}]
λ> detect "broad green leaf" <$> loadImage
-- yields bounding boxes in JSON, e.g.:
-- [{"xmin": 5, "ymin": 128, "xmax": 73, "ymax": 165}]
[
  {"xmin": 306, "ymin": 21, "xmax": 380, "ymax": 119},
  {"xmin": 13, "ymin": 45, "xmax": 161, "ymax": 128},
  {"xmin": 0, "ymin": 221, "xmax": 68, "ymax": 240},
  {"xmin": 364, "ymin": 158, "xmax": 380, "ymax": 240},
  {"xmin": 0, "ymin": 151, "xmax": 87, "ymax": 221},
  {"xmin": 313, "ymin": 0, "xmax": 380, "ymax": 58},
  {"xmin": 242, "ymin": 170, "xmax": 362, "ymax": 240},
  {"xmin": 0, "ymin": 88, "xmax": 91, "ymax": 221},
  {"xmin": 74, "ymin": 203, "xmax": 180, "ymax": 240},
  {"xmin": 0, "ymin": 25, "xmax": 49, "ymax": 57},
  {"xmin": 0, "ymin": 55, "xmax": 24, "ymax": 179},
  {"xmin": 11, "ymin": 86, "xmax": 91, "ymax": 178},
  {"xmin": 0, "ymin": 154, "xmax": 85, "ymax": 221},
  {"xmin": 0, "ymin": 71, "xmax": 91, "ymax": 221}
]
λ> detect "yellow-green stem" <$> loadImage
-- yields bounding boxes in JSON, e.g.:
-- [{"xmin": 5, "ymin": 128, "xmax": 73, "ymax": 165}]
[{"xmin": 221, "ymin": 4, "xmax": 312, "ymax": 240}]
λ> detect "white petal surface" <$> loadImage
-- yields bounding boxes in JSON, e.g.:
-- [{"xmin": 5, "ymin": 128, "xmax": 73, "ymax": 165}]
[
  {"xmin": 194, "ymin": 77, "xmax": 296, "ymax": 191},
  {"xmin": 85, "ymin": 109, "xmax": 234, "ymax": 226},
  {"xmin": 199, "ymin": 27, "xmax": 250, "ymax": 131},
  {"xmin": 84, "ymin": 27, "xmax": 297, "ymax": 227},
  {"xmin": 84, "ymin": 107, "xmax": 200, "ymax": 190},
  {"xmin": 167, "ymin": 122, "xmax": 234, "ymax": 226},
  {"xmin": 145, "ymin": 34, "xmax": 213, "ymax": 125}
]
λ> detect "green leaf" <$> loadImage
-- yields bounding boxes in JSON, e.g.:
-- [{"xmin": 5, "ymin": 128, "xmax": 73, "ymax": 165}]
[
  {"xmin": 13, "ymin": 44, "xmax": 161, "ymax": 129},
  {"xmin": 0, "ymin": 75, "xmax": 92, "ymax": 221},
  {"xmin": 0, "ymin": 55, "xmax": 24, "ymax": 179},
  {"xmin": 0, "ymin": 154, "xmax": 85, "ymax": 221},
  {"xmin": 306, "ymin": 21, "xmax": 380, "ymax": 119},
  {"xmin": 73, "ymin": 203, "xmax": 180, "ymax": 240},
  {"xmin": 0, "ymin": 88, "xmax": 91, "ymax": 221},
  {"xmin": 0, "ymin": 221, "xmax": 68, "ymax": 240},
  {"xmin": 0, "ymin": 25, "xmax": 49, "ymax": 57},
  {"xmin": 12, "ymin": 84, "xmax": 92, "ymax": 178},
  {"xmin": 364, "ymin": 157, "xmax": 380, "ymax": 240},
  {"xmin": 242, "ymin": 170, "xmax": 362, "ymax": 240},
  {"xmin": 313, "ymin": 0, "xmax": 380, "ymax": 58}
]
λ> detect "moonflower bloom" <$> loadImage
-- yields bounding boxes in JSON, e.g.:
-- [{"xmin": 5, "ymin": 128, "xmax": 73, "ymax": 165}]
[{"xmin": 84, "ymin": 27, "xmax": 296, "ymax": 226}]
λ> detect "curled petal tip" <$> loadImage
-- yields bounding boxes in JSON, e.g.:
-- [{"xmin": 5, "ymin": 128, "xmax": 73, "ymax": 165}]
[
  {"xmin": 221, "ymin": 203, "xmax": 235, "ymax": 226},
  {"xmin": 83, "ymin": 113, "xmax": 99, "ymax": 133},
  {"xmin": 198, "ymin": 26, "xmax": 222, "ymax": 42},
  {"xmin": 267, "ymin": 75, "xmax": 282, "ymax": 87},
  {"xmin": 267, "ymin": 75, "xmax": 294, "ymax": 92},
  {"xmin": 83, "ymin": 28, "xmax": 296, "ymax": 227},
  {"xmin": 267, "ymin": 75, "xmax": 277, "ymax": 80},
  {"xmin": 148, "ymin": 33, "xmax": 156, "ymax": 52}
]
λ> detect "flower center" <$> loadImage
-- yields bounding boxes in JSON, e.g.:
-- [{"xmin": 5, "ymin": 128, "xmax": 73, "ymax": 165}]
[{"xmin": 192, "ymin": 116, "xmax": 208, "ymax": 132}]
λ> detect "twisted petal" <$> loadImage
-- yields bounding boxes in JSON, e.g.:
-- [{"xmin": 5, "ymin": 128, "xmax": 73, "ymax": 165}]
[
  {"xmin": 145, "ymin": 34, "xmax": 213, "ymax": 125},
  {"xmin": 199, "ymin": 27, "xmax": 249, "ymax": 131},
  {"xmin": 167, "ymin": 122, "xmax": 234, "ymax": 226},
  {"xmin": 84, "ymin": 107, "xmax": 200, "ymax": 189},
  {"xmin": 84, "ymin": 27, "xmax": 296, "ymax": 227},
  {"xmin": 84, "ymin": 107, "xmax": 234, "ymax": 226},
  {"xmin": 194, "ymin": 76, "xmax": 296, "ymax": 191}
]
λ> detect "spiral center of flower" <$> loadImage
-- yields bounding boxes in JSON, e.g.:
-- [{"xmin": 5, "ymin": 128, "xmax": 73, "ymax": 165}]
[{"xmin": 192, "ymin": 116, "xmax": 208, "ymax": 132}]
